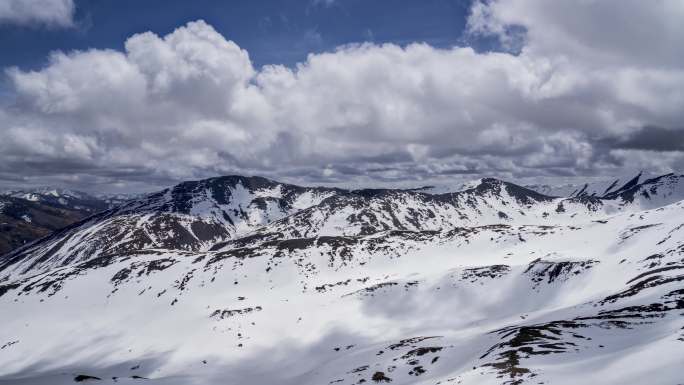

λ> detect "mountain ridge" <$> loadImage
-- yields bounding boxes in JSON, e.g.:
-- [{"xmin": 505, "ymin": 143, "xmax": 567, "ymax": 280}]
[{"xmin": 4, "ymin": 172, "xmax": 684, "ymax": 277}]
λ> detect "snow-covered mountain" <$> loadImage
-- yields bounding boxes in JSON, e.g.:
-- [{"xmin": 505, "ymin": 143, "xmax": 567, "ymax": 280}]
[
  {"xmin": 95, "ymin": 192, "xmax": 147, "ymax": 208},
  {"xmin": 524, "ymin": 174, "xmax": 643, "ymax": 198},
  {"xmin": 523, "ymin": 172, "xmax": 684, "ymax": 201},
  {"xmin": 3, "ymin": 188, "xmax": 103, "ymax": 208},
  {"xmin": 1, "ymin": 187, "xmax": 143, "ymax": 211},
  {"xmin": 1, "ymin": 173, "xmax": 684, "ymax": 384}
]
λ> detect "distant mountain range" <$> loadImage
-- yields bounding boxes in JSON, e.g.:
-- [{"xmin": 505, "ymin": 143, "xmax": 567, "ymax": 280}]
[
  {"xmin": 1, "ymin": 172, "xmax": 683, "ymax": 384},
  {"xmin": 0, "ymin": 189, "xmax": 139, "ymax": 255}
]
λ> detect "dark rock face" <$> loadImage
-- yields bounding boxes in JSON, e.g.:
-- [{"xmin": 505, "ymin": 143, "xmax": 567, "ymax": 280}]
[
  {"xmin": 524, "ymin": 259, "xmax": 598, "ymax": 289},
  {"xmin": 461, "ymin": 265, "xmax": 511, "ymax": 282},
  {"xmin": 371, "ymin": 371, "xmax": 392, "ymax": 383}
]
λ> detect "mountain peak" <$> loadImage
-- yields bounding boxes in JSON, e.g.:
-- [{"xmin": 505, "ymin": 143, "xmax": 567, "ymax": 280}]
[
  {"xmin": 604, "ymin": 171, "xmax": 642, "ymax": 197},
  {"xmin": 601, "ymin": 172, "xmax": 684, "ymax": 205},
  {"xmin": 468, "ymin": 178, "xmax": 555, "ymax": 204}
]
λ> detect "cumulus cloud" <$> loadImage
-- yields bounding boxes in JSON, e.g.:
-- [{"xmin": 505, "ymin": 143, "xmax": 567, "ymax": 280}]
[
  {"xmin": 1, "ymin": 1, "xmax": 684, "ymax": 191},
  {"xmin": 0, "ymin": 0, "xmax": 75, "ymax": 27},
  {"xmin": 468, "ymin": 0, "xmax": 684, "ymax": 69}
]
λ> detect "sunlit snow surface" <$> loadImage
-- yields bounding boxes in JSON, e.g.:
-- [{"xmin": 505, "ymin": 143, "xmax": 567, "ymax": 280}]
[{"xmin": 1, "ymin": 174, "xmax": 684, "ymax": 384}]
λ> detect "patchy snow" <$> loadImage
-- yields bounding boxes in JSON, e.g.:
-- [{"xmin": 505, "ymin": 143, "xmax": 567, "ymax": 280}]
[{"xmin": 21, "ymin": 193, "xmax": 39, "ymax": 202}]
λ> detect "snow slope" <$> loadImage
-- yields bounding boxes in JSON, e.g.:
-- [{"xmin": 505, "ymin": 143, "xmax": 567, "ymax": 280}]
[{"xmin": 1, "ymin": 173, "xmax": 684, "ymax": 385}]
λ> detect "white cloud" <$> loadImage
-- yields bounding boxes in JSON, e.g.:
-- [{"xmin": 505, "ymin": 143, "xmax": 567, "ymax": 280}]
[
  {"xmin": 468, "ymin": 0, "xmax": 684, "ymax": 68},
  {"xmin": 1, "ymin": 1, "xmax": 684, "ymax": 190},
  {"xmin": 0, "ymin": 0, "xmax": 75, "ymax": 27}
]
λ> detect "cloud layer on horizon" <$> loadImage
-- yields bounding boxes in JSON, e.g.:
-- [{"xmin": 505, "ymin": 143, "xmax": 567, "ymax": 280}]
[{"xmin": 1, "ymin": 0, "xmax": 684, "ymax": 191}]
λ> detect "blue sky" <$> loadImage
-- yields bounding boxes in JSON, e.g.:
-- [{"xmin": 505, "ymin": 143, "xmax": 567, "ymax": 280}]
[{"xmin": 1, "ymin": 0, "xmax": 479, "ymax": 71}]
